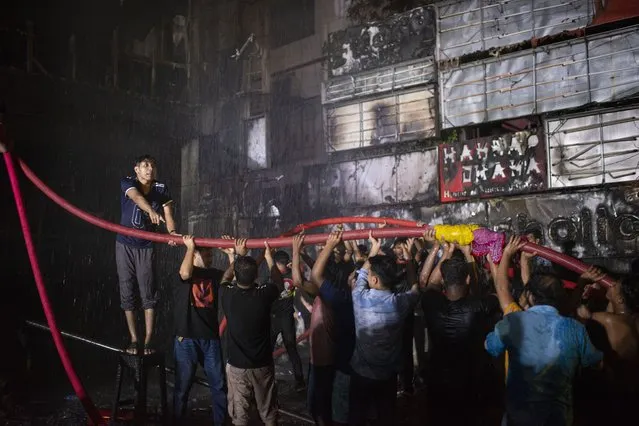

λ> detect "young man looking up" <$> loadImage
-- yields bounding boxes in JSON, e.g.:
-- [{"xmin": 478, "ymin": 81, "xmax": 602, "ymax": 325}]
[
  {"xmin": 349, "ymin": 233, "xmax": 420, "ymax": 426},
  {"xmin": 115, "ymin": 154, "xmax": 178, "ymax": 354},
  {"xmin": 220, "ymin": 239, "xmax": 284, "ymax": 426},
  {"xmin": 173, "ymin": 235, "xmax": 226, "ymax": 425},
  {"xmin": 270, "ymin": 250, "xmax": 305, "ymax": 391}
]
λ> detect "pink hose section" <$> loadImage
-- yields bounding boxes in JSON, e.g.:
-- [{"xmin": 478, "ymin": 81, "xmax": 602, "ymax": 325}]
[{"xmin": 3, "ymin": 153, "xmax": 104, "ymax": 425}]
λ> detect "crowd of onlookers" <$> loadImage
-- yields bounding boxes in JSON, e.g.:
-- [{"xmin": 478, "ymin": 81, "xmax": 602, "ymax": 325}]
[{"xmin": 172, "ymin": 225, "xmax": 639, "ymax": 426}]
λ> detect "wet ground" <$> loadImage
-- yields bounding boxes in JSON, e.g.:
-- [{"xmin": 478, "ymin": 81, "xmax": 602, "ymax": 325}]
[
  {"xmin": 0, "ymin": 329, "xmax": 314, "ymax": 425},
  {"xmin": 0, "ymin": 328, "xmax": 444, "ymax": 426}
]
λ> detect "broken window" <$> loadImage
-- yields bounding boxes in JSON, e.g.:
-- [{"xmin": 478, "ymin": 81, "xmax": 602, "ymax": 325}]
[
  {"xmin": 242, "ymin": 49, "xmax": 263, "ymax": 93},
  {"xmin": 271, "ymin": 96, "xmax": 322, "ymax": 166},
  {"xmin": 246, "ymin": 116, "xmax": 268, "ymax": 170},
  {"xmin": 326, "ymin": 88, "xmax": 436, "ymax": 151},
  {"xmin": 547, "ymin": 107, "xmax": 639, "ymax": 187}
]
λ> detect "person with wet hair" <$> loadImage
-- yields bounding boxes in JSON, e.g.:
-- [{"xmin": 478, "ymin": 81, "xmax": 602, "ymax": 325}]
[
  {"xmin": 486, "ymin": 273, "xmax": 603, "ymax": 426},
  {"xmin": 302, "ymin": 230, "xmax": 357, "ymax": 426},
  {"xmin": 349, "ymin": 232, "xmax": 420, "ymax": 426},
  {"xmin": 421, "ymin": 236, "xmax": 500, "ymax": 426},
  {"xmin": 219, "ymin": 239, "xmax": 284, "ymax": 426},
  {"xmin": 269, "ymin": 249, "xmax": 305, "ymax": 391},
  {"xmin": 392, "ymin": 237, "xmax": 420, "ymax": 397},
  {"xmin": 576, "ymin": 275, "xmax": 639, "ymax": 423},
  {"xmin": 173, "ymin": 235, "xmax": 227, "ymax": 425},
  {"xmin": 115, "ymin": 154, "xmax": 179, "ymax": 355}
]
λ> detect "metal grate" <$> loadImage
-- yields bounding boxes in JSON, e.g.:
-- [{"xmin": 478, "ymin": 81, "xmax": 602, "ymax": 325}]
[
  {"xmin": 325, "ymin": 58, "xmax": 436, "ymax": 103},
  {"xmin": 437, "ymin": 0, "xmax": 593, "ymax": 60},
  {"xmin": 440, "ymin": 25, "xmax": 639, "ymax": 129},
  {"xmin": 547, "ymin": 107, "xmax": 639, "ymax": 188},
  {"xmin": 326, "ymin": 88, "xmax": 437, "ymax": 151}
]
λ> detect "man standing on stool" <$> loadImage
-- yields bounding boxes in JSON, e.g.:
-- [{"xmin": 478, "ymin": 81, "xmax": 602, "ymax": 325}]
[{"xmin": 116, "ymin": 154, "xmax": 178, "ymax": 355}]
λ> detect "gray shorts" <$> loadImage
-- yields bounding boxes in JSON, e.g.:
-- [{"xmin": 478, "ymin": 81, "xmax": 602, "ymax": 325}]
[{"xmin": 115, "ymin": 241, "xmax": 157, "ymax": 310}]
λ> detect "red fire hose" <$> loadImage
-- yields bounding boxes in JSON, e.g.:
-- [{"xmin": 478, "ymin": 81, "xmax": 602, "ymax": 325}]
[
  {"xmin": 3, "ymin": 146, "xmax": 617, "ymax": 424},
  {"xmin": 16, "ymin": 155, "xmax": 617, "ymax": 289},
  {"xmin": 2, "ymin": 152, "xmax": 104, "ymax": 425},
  {"xmin": 17, "ymin": 159, "xmax": 425, "ymax": 247}
]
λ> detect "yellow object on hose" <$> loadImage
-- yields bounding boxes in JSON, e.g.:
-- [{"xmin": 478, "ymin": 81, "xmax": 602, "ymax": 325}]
[{"xmin": 433, "ymin": 224, "xmax": 479, "ymax": 245}]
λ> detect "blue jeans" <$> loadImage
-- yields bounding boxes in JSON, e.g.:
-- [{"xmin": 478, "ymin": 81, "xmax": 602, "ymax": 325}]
[{"xmin": 173, "ymin": 337, "xmax": 227, "ymax": 425}]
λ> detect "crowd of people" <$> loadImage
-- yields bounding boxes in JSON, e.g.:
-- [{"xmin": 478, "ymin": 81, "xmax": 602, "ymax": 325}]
[{"xmin": 116, "ymin": 155, "xmax": 639, "ymax": 426}]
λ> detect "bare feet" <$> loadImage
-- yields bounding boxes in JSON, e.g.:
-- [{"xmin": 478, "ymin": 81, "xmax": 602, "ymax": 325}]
[
  {"xmin": 143, "ymin": 343, "xmax": 155, "ymax": 355},
  {"xmin": 125, "ymin": 341, "xmax": 138, "ymax": 355}
]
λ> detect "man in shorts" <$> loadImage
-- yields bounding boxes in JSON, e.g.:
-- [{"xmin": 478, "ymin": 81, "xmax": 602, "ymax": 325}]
[{"xmin": 115, "ymin": 154, "xmax": 178, "ymax": 354}]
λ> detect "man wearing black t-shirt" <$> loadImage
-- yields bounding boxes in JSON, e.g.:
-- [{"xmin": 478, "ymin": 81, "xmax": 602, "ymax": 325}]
[
  {"xmin": 116, "ymin": 154, "xmax": 178, "ymax": 354},
  {"xmin": 270, "ymin": 250, "xmax": 305, "ymax": 391},
  {"xmin": 220, "ymin": 239, "xmax": 284, "ymax": 426},
  {"xmin": 422, "ymin": 252, "xmax": 500, "ymax": 426},
  {"xmin": 173, "ymin": 235, "xmax": 226, "ymax": 425}
]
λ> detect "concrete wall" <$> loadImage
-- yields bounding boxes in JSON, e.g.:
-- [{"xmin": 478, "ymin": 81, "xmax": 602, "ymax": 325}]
[{"xmin": 191, "ymin": 0, "xmax": 639, "ymax": 279}]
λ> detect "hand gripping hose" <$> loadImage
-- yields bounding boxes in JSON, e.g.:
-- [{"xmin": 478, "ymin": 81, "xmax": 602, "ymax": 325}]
[
  {"xmin": 4, "ymin": 145, "xmax": 617, "ymax": 423},
  {"xmin": 16, "ymin": 152, "xmax": 616, "ymax": 289}
]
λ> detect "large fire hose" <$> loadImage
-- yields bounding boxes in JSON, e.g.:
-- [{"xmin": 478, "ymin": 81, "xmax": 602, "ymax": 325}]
[
  {"xmin": 1, "ymin": 131, "xmax": 615, "ymax": 423},
  {"xmin": 12, "ymin": 156, "xmax": 619, "ymax": 287},
  {"xmin": 2, "ymin": 152, "xmax": 104, "ymax": 425}
]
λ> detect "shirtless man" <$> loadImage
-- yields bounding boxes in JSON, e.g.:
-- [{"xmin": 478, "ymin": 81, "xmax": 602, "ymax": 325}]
[{"xmin": 577, "ymin": 276, "xmax": 639, "ymax": 421}]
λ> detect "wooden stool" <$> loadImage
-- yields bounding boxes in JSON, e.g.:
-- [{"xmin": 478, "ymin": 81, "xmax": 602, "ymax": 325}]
[{"xmin": 110, "ymin": 351, "xmax": 168, "ymax": 425}]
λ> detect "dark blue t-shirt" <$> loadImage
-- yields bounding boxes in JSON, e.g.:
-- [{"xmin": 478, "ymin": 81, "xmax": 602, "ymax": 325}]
[
  {"xmin": 116, "ymin": 176, "xmax": 172, "ymax": 248},
  {"xmin": 320, "ymin": 279, "xmax": 355, "ymax": 373}
]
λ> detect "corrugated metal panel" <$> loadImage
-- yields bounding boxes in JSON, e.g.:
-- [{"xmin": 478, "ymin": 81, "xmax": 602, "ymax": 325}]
[
  {"xmin": 325, "ymin": 58, "xmax": 436, "ymax": 103},
  {"xmin": 547, "ymin": 107, "xmax": 639, "ymax": 188},
  {"xmin": 437, "ymin": 0, "xmax": 593, "ymax": 60},
  {"xmin": 441, "ymin": 26, "xmax": 639, "ymax": 128},
  {"xmin": 318, "ymin": 149, "xmax": 439, "ymax": 206},
  {"xmin": 327, "ymin": 88, "xmax": 437, "ymax": 151}
]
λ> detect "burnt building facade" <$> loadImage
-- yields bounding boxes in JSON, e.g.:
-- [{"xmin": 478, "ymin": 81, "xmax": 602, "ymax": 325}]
[
  {"xmin": 2, "ymin": 0, "xmax": 639, "ymax": 356},
  {"xmin": 192, "ymin": 0, "xmax": 639, "ymax": 273}
]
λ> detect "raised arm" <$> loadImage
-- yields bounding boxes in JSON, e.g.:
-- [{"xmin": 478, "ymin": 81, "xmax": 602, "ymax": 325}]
[
  {"xmin": 300, "ymin": 248, "xmax": 316, "ymax": 269},
  {"xmin": 414, "ymin": 238, "xmax": 425, "ymax": 263},
  {"xmin": 567, "ymin": 267, "xmax": 606, "ymax": 315},
  {"xmin": 179, "ymin": 235, "xmax": 197, "ymax": 280},
  {"xmin": 292, "ymin": 234, "xmax": 318, "ymax": 296},
  {"xmin": 264, "ymin": 241, "xmax": 284, "ymax": 292},
  {"xmin": 419, "ymin": 230, "xmax": 440, "ymax": 289},
  {"xmin": 494, "ymin": 236, "xmax": 526, "ymax": 313},
  {"xmin": 520, "ymin": 248, "xmax": 534, "ymax": 286},
  {"xmin": 343, "ymin": 238, "xmax": 354, "ymax": 264},
  {"xmin": 401, "ymin": 238, "xmax": 420, "ymax": 295},
  {"xmin": 222, "ymin": 238, "xmax": 248, "ymax": 283},
  {"xmin": 459, "ymin": 243, "xmax": 479, "ymax": 296},
  {"xmin": 311, "ymin": 231, "xmax": 343, "ymax": 288},
  {"xmin": 428, "ymin": 242, "xmax": 455, "ymax": 288},
  {"xmin": 361, "ymin": 230, "xmax": 382, "ymax": 270}
]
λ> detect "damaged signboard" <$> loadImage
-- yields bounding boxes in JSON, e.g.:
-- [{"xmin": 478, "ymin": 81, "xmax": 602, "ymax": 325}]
[
  {"xmin": 439, "ymin": 130, "xmax": 547, "ymax": 202},
  {"xmin": 325, "ymin": 6, "xmax": 435, "ymax": 78}
]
